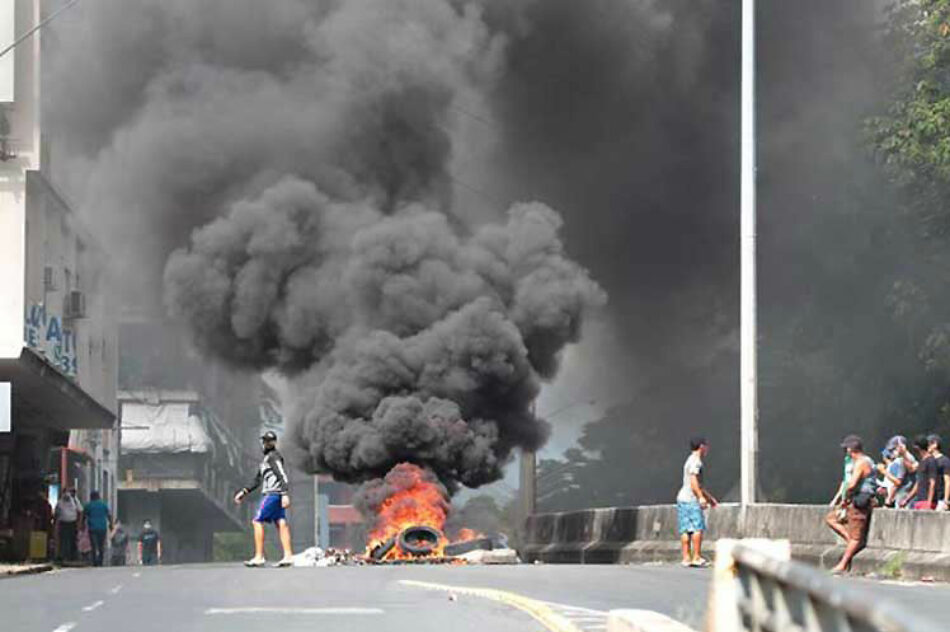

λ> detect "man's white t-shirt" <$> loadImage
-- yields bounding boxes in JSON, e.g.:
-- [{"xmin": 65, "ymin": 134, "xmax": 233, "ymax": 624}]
[
  {"xmin": 676, "ymin": 453, "xmax": 703, "ymax": 504},
  {"xmin": 56, "ymin": 495, "xmax": 80, "ymax": 522}
]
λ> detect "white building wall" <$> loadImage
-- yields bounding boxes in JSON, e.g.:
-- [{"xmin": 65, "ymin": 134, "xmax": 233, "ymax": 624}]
[
  {"xmin": 0, "ymin": 0, "xmax": 41, "ymax": 359},
  {"xmin": 0, "ymin": 0, "xmax": 119, "ymax": 506}
]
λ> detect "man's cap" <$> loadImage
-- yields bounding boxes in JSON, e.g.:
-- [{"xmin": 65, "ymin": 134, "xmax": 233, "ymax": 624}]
[
  {"xmin": 840, "ymin": 434, "xmax": 863, "ymax": 450},
  {"xmin": 885, "ymin": 435, "xmax": 907, "ymax": 453},
  {"xmin": 261, "ymin": 430, "xmax": 278, "ymax": 442}
]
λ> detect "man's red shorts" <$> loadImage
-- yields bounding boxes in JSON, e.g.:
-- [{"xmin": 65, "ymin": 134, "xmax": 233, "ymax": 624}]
[{"xmin": 913, "ymin": 500, "xmax": 934, "ymax": 510}]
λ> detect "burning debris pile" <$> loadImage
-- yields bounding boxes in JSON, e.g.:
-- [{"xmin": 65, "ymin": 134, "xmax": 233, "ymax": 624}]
[
  {"xmin": 357, "ymin": 464, "xmax": 509, "ymax": 563},
  {"xmin": 360, "ymin": 464, "xmax": 451, "ymax": 562}
]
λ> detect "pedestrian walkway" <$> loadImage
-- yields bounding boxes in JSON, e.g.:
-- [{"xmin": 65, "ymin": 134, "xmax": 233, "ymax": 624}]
[{"xmin": 0, "ymin": 562, "xmax": 53, "ymax": 577}]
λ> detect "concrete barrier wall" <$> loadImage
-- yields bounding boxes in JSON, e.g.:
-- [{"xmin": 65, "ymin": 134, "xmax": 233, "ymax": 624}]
[{"xmin": 522, "ymin": 504, "xmax": 950, "ymax": 578}]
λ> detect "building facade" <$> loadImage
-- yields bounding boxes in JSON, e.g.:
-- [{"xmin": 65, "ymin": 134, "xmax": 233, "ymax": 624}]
[
  {"xmin": 0, "ymin": 0, "xmax": 118, "ymax": 561},
  {"xmin": 117, "ymin": 390, "xmax": 249, "ymax": 563}
]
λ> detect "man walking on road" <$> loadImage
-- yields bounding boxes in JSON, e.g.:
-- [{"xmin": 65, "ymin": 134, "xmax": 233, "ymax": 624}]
[
  {"xmin": 81, "ymin": 491, "xmax": 112, "ymax": 567},
  {"xmin": 675, "ymin": 436, "xmax": 717, "ymax": 568},
  {"xmin": 831, "ymin": 435, "xmax": 876, "ymax": 574},
  {"xmin": 54, "ymin": 487, "xmax": 81, "ymax": 563},
  {"xmin": 138, "ymin": 519, "xmax": 161, "ymax": 565},
  {"xmin": 234, "ymin": 431, "xmax": 294, "ymax": 567}
]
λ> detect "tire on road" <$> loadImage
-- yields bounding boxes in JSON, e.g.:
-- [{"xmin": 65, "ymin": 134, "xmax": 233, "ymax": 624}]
[{"xmin": 397, "ymin": 526, "xmax": 442, "ymax": 557}]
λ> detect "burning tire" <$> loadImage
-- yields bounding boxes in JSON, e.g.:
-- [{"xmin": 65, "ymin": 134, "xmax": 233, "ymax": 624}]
[
  {"xmin": 397, "ymin": 526, "xmax": 442, "ymax": 557},
  {"xmin": 370, "ymin": 537, "xmax": 396, "ymax": 561}
]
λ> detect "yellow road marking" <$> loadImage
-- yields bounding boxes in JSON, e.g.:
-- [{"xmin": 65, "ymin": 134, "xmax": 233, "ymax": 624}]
[{"xmin": 400, "ymin": 579, "xmax": 582, "ymax": 632}]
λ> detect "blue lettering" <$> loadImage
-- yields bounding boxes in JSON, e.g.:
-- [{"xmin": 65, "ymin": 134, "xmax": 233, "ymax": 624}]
[
  {"xmin": 26, "ymin": 327, "xmax": 39, "ymax": 348},
  {"xmin": 26, "ymin": 304, "xmax": 43, "ymax": 328},
  {"xmin": 63, "ymin": 330, "xmax": 73, "ymax": 354},
  {"xmin": 46, "ymin": 316, "xmax": 62, "ymax": 344}
]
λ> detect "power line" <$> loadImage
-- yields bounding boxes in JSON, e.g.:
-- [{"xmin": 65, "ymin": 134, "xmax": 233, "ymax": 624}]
[{"xmin": 0, "ymin": 0, "xmax": 80, "ymax": 61}]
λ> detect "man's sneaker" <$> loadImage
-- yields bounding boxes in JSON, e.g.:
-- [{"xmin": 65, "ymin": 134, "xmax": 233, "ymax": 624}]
[
  {"xmin": 273, "ymin": 557, "xmax": 293, "ymax": 568},
  {"xmin": 243, "ymin": 558, "xmax": 266, "ymax": 568}
]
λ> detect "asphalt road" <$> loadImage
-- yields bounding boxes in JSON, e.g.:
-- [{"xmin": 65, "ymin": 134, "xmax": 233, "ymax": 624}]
[{"xmin": 3, "ymin": 562, "xmax": 950, "ymax": 632}]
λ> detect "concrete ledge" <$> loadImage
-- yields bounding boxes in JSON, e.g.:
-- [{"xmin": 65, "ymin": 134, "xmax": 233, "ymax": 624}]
[
  {"xmin": 607, "ymin": 610, "xmax": 698, "ymax": 632},
  {"xmin": 523, "ymin": 504, "xmax": 950, "ymax": 579}
]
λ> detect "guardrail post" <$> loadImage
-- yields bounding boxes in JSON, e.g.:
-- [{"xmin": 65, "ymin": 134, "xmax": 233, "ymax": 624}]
[{"xmin": 706, "ymin": 538, "xmax": 791, "ymax": 632}]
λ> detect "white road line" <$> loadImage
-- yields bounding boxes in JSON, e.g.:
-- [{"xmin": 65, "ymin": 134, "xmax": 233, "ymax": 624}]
[
  {"xmin": 205, "ymin": 607, "xmax": 384, "ymax": 616},
  {"xmin": 132, "ymin": 572, "xmax": 141, "ymax": 578},
  {"xmin": 52, "ymin": 623, "xmax": 77, "ymax": 632},
  {"xmin": 109, "ymin": 585, "xmax": 123, "ymax": 595},
  {"xmin": 566, "ymin": 617, "xmax": 608, "ymax": 622},
  {"xmin": 82, "ymin": 601, "xmax": 104, "ymax": 612},
  {"xmin": 543, "ymin": 603, "xmax": 607, "ymax": 615}
]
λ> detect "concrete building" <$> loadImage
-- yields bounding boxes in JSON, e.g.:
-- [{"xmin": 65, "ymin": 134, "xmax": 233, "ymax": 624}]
[
  {"xmin": 117, "ymin": 390, "xmax": 249, "ymax": 563},
  {"xmin": 0, "ymin": 0, "xmax": 118, "ymax": 561}
]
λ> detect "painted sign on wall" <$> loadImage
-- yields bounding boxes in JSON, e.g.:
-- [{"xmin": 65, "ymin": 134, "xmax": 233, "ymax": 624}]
[{"xmin": 24, "ymin": 304, "xmax": 78, "ymax": 378}]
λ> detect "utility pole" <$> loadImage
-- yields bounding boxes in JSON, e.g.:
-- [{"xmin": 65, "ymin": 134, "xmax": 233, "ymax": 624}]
[
  {"xmin": 740, "ymin": 0, "xmax": 758, "ymax": 506},
  {"xmin": 519, "ymin": 449, "xmax": 536, "ymax": 518}
]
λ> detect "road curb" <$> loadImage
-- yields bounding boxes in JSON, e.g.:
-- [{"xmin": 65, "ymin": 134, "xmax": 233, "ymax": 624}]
[{"xmin": 0, "ymin": 563, "xmax": 54, "ymax": 578}]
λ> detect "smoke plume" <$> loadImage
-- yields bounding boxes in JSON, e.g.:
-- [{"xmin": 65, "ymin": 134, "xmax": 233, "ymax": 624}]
[
  {"xmin": 165, "ymin": 180, "xmax": 603, "ymax": 487},
  {"xmin": 46, "ymin": 0, "xmax": 604, "ymax": 495}
]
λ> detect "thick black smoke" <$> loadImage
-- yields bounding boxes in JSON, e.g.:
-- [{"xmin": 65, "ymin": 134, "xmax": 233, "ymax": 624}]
[
  {"xmin": 475, "ymin": 0, "xmax": 743, "ymax": 496},
  {"xmin": 46, "ymin": 0, "xmax": 604, "ymax": 494},
  {"xmin": 165, "ymin": 179, "xmax": 603, "ymax": 486}
]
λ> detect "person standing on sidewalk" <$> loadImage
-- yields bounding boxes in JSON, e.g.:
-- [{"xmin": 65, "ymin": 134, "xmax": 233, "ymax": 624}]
[
  {"xmin": 675, "ymin": 436, "xmax": 718, "ymax": 568},
  {"xmin": 138, "ymin": 519, "xmax": 161, "ymax": 565},
  {"xmin": 234, "ymin": 431, "xmax": 294, "ymax": 568},
  {"xmin": 831, "ymin": 435, "xmax": 876, "ymax": 574},
  {"xmin": 54, "ymin": 488, "xmax": 81, "ymax": 563},
  {"xmin": 81, "ymin": 491, "xmax": 112, "ymax": 567}
]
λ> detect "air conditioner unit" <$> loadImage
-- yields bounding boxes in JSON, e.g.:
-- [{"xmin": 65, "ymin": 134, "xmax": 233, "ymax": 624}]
[
  {"xmin": 43, "ymin": 266, "xmax": 55, "ymax": 291},
  {"xmin": 64, "ymin": 290, "xmax": 86, "ymax": 319}
]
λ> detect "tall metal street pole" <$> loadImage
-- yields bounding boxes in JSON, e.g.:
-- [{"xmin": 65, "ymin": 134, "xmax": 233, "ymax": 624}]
[{"xmin": 740, "ymin": 0, "xmax": 758, "ymax": 506}]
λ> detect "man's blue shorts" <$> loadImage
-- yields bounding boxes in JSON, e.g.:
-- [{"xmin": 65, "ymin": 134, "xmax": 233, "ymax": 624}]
[
  {"xmin": 254, "ymin": 494, "xmax": 286, "ymax": 524},
  {"xmin": 676, "ymin": 501, "xmax": 706, "ymax": 535}
]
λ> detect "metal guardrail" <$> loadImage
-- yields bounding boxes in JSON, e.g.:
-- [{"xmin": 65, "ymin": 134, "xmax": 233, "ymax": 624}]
[{"xmin": 730, "ymin": 544, "xmax": 943, "ymax": 632}]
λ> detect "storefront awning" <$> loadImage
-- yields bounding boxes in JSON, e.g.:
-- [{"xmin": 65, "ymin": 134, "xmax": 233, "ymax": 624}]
[{"xmin": 0, "ymin": 347, "xmax": 115, "ymax": 431}]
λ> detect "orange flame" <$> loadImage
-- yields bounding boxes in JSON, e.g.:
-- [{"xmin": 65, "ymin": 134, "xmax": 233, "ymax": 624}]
[
  {"xmin": 455, "ymin": 528, "xmax": 485, "ymax": 542},
  {"xmin": 366, "ymin": 464, "xmax": 449, "ymax": 561}
]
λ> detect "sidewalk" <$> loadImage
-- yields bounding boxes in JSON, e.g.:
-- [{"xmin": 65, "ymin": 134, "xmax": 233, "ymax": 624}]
[{"xmin": 0, "ymin": 562, "xmax": 54, "ymax": 577}]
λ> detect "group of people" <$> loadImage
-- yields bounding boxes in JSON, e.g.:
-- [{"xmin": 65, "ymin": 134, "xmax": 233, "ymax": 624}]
[
  {"xmin": 671, "ymin": 431, "xmax": 950, "ymax": 575},
  {"xmin": 53, "ymin": 488, "xmax": 161, "ymax": 566},
  {"xmin": 825, "ymin": 433, "xmax": 950, "ymax": 572}
]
